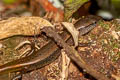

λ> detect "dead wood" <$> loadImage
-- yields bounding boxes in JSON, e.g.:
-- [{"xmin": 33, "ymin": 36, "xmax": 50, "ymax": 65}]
[{"xmin": 41, "ymin": 27, "xmax": 110, "ymax": 80}]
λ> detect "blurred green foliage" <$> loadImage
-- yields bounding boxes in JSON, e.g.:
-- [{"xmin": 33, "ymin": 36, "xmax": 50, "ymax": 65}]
[
  {"xmin": 111, "ymin": 0, "xmax": 120, "ymax": 18},
  {"xmin": 112, "ymin": 0, "xmax": 120, "ymax": 8},
  {"xmin": 2, "ymin": 0, "xmax": 17, "ymax": 4}
]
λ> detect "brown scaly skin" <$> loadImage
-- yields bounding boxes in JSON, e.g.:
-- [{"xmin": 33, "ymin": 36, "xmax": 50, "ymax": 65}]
[{"xmin": 0, "ymin": 15, "xmax": 101, "ymax": 76}]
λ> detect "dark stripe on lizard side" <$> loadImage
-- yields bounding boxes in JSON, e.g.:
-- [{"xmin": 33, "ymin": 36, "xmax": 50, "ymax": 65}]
[{"xmin": 0, "ymin": 15, "xmax": 101, "ymax": 75}]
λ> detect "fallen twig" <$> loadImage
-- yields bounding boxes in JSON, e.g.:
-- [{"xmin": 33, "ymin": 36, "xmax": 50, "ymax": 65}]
[{"xmin": 41, "ymin": 27, "xmax": 110, "ymax": 80}]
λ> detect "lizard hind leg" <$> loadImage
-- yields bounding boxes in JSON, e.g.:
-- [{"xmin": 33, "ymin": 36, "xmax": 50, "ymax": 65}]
[{"xmin": 15, "ymin": 41, "xmax": 37, "ymax": 58}]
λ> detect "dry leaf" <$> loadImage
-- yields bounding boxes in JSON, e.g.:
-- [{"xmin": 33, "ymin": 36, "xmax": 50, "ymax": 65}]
[
  {"xmin": 62, "ymin": 22, "xmax": 79, "ymax": 47},
  {"xmin": 0, "ymin": 16, "xmax": 54, "ymax": 40}
]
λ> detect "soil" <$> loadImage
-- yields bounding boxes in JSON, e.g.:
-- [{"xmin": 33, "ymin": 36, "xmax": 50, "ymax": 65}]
[{"xmin": 15, "ymin": 20, "xmax": 120, "ymax": 80}]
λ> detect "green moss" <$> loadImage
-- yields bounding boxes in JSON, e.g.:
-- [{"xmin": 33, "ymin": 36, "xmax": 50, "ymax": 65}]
[
  {"xmin": 91, "ymin": 20, "xmax": 120, "ymax": 63},
  {"xmin": 111, "ymin": 54, "xmax": 120, "ymax": 62},
  {"xmin": 114, "ymin": 22, "xmax": 120, "ymax": 31},
  {"xmin": 98, "ymin": 21, "xmax": 110, "ymax": 30},
  {"xmin": 113, "ymin": 43, "xmax": 119, "ymax": 49},
  {"xmin": 111, "ymin": 20, "xmax": 120, "ymax": 31}
]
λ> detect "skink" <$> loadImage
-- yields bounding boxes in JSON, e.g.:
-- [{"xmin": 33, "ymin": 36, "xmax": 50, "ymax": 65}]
[{"xmin": 0, "ymin": 15, "xmax": 101, "ymax": 75}]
